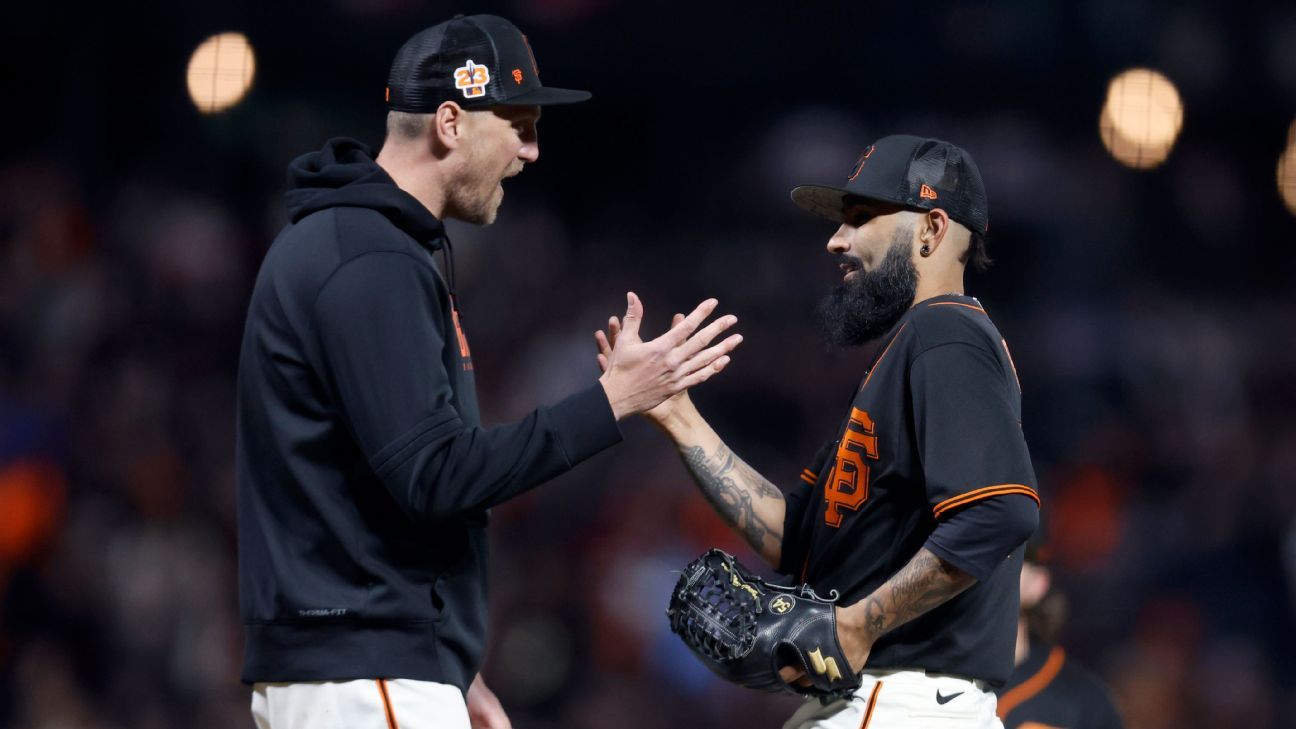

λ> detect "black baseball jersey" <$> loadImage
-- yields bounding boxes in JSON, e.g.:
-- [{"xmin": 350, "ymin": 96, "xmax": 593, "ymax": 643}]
[
  {"xmin": 780, "ymin": 294, "xmax": 1039, "ymax": 685},
  {"xmin": 997, "ymin": 644, "xmax": 1125, "ymax": 729}
]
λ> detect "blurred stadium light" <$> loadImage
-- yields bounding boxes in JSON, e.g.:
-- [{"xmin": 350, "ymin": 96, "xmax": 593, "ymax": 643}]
[
  {"xmin": 1280, "ymin": 119, "xmax": 1296, "ymax": 216},
  {"xmin": 186, "ymin": 32, "xmax": 256, "ymax": 114},
  {"xmin": 1099, "ymin": 68, "xmax": 1183, "ymax": 169}
]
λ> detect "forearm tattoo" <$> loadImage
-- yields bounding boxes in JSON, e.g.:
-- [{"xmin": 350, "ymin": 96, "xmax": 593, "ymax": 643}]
[
  {"xmin": 861, "ymin": 548, "xmax": 976, "ymax": 638},
  {"xmin": 680, "ymin": 444, "xmax": 784, "ymax": 559}
]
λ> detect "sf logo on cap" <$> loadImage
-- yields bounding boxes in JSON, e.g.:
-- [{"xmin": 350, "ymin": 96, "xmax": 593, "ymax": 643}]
[
  {"xmin": 454, "ymin": 60, "xmax": 491, "ymax": 98},
  {"xmin": 848, "ymin": 145, "xmax": 876, "ymax": 181}
]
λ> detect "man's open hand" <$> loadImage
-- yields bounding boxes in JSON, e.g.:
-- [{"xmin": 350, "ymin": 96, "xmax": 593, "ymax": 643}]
[{"xmin": 597, "ymin": 292, "xmax": 742, "ymax": 420}]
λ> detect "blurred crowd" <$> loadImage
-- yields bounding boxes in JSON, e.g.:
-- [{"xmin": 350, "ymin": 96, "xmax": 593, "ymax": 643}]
[{"xmin": 4, "ymin": 1, "xmax": 1296, "ymax": 728}]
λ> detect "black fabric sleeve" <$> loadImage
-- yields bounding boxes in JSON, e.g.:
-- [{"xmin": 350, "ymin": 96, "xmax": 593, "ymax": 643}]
[
  {"xmin": 312, "ymin": 252, "xmax": 622, "ymax": 524},
  {"xmin": 777, "ymin": 440, "xmax": 837, "ymax": 577},
  {"xmin": 778, "ymin": 481, "xmax": 812, "ymax": 577},
  {"xmin": 923, "ymin": 495, "xmax": 1038, "ymax": 581},
  {"xmin": 909, "ymin": 342, "xmax": 1039, "ymax": 517}
]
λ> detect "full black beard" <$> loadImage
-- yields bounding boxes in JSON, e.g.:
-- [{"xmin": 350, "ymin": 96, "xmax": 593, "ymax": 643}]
[{"xmin": 815, "ymin": 231, "xmax": 918, "ymax": 349}]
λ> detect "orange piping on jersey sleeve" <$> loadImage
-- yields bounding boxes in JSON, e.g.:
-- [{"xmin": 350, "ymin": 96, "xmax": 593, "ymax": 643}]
[
  {"xmin": 860, "ymin": 323, "xmax": 908, "ymax": 391},
  {"xmin": 996, "ymin": 646, "xmax": 1065, "ymax": 719},
  {"xmin": 926, "ymin": 301, "xmax": 986, "ymax": 314},
  {"xmin": 800, "ymin": 469, "xmax": 817, "ymax": 485},
  {"xmin": 858, "ymin": 681, "xmax": 885, "ymax": 728},
  {"xmin": 1001, "ymin": 337, "xmax": 1022, "ymax": 393},
  {"xmin": 931, "ymin": 484, "xmax": 1040, "ymax": 518}
]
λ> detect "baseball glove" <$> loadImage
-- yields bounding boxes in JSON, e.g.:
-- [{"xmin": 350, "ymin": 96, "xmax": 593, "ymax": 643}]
[{"xmin": 666, "ymin": 548, "xmax": 861, "ymax": 699}]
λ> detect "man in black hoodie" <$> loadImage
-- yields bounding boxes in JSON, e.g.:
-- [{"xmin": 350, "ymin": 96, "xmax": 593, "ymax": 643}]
[{"xmin": 236, "ymin": 15, "xmax": 743, "ymax": 729}]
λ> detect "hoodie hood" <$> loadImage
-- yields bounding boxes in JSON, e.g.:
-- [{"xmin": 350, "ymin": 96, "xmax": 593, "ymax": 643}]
[{"xmin": 286, "ymin": 137, "xmax": 445, "ymax": 249}]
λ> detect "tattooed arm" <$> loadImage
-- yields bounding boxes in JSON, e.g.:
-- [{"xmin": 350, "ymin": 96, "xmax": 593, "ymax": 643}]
[
  {"xmin": 834, "ymin": 548, "xmax": 976, "ymax": 672},
  {"xmin": 594, "ymin": 311, "xmax": 784, "ymax": 565},
  {"xmin": 656, "ymin": 395, "xmax": 787, "ymax": 566}
]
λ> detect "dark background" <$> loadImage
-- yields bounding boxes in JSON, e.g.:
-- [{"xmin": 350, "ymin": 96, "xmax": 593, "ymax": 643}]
[{"xmin": 3, "ymin": 1, "xmax": 1296, "ymax": 727}]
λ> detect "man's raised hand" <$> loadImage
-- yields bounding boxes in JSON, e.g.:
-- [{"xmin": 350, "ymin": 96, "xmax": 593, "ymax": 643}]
[{"xmin": 596, "ymin": 293, "xmax": 742, "ymax": 421}]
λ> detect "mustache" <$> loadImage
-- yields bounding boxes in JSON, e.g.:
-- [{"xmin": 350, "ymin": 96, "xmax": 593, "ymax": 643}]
[{"xmin": 832, "ymin": 253, "xmax": 864, "ymax": 272}]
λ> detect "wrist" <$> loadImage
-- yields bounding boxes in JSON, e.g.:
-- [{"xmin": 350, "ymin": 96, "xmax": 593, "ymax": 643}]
[
  {"xmin": 836, "ymin": 601, "xmax": 863, "ymax": 638},
  {"xmin": 836, "ymin": 600, "xmax": 878, "ymax": 668},
  {"xmin": 657, "ymin": 397, "xmax": 700, "ymax": 438},
  {"xmin": 598, "ymin": 375, "xmax": 629, "ymax": 421}
]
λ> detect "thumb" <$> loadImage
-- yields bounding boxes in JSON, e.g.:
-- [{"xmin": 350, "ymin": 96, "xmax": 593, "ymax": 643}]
[{"xmin": 620, "ymin": 291, "xmax": 643, "ymax": 341}]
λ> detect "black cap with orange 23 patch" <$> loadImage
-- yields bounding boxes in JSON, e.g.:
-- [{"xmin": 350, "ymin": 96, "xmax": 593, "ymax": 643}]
[
  {"xmin": 791, "ymin": 134, "xmax": 989, "ymax": 236},
  {"xmin": 385, "ymin": 14, "xmax": 591, "ymax": 112}
]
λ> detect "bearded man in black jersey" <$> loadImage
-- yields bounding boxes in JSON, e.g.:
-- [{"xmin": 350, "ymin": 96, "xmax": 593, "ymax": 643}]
[{"xmin": 598, "ymin": 135, "xmax": 1040, "ymax": 728}]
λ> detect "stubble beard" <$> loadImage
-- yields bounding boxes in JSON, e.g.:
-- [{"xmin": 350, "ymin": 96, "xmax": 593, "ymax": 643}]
[{"xmin": 446, "ymin": 143, "xmax": 506, "ymax": 226}]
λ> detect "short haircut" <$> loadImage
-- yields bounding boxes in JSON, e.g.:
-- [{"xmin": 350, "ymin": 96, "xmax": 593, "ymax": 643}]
[{"xmin": 386, "ymin": 111, "xmax": 434, "ymax": 140}]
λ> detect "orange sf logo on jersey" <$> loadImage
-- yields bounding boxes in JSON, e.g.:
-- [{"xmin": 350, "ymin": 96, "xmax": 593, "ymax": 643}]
[
  {"xmin": 823, "ymin": 407, "xmax": 879, "ymax": 527},
  {"xmin": 453, "ymin": 60, "xmax": 491, "ymax": 98}
]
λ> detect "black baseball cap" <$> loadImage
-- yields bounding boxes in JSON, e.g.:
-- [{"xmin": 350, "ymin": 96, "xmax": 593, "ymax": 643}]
[
  {"xmin": 791, "ymin": 134, "xmax": 989, "ymax": 235},
  {"xmin": 386, "ymin": 14, "xmax": 591, "ymax": 112}
]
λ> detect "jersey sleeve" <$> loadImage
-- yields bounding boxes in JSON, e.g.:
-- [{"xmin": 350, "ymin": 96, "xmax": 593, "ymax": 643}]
[
  {"xmin": 909, "ymin": 341, "xmax": 1039, "ymax": 518},
  {"xmin": 924, "ymin": 495, "xmax": 1038, "ymax": 581},
  {"xmin": 777, "ymin": 439, "xmax": 836, "ymax": 578}
]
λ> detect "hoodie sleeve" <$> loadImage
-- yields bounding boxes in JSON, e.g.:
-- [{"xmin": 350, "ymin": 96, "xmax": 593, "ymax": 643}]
[{"xmin": 311, "ymin": 251, "xmax": 622, "ymax": 523}]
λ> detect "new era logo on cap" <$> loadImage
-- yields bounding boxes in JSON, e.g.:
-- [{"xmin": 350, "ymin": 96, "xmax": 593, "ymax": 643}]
[{"xmin": 386, "ymin": 14, "xmax": 590, "ymax": 112}]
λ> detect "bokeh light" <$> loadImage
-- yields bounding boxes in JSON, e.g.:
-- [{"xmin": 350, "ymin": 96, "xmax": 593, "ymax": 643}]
[
  {"xmin": 1279, "ymin": 119, "xmax": 1296, "ymax": 215},
  {"xmin": 186, "ymin": 32, "xmax": 256, "ymax": 114},
  {"xmin": 1099, "ymin": 68, "xmax": 1184, "ymax": 169}
]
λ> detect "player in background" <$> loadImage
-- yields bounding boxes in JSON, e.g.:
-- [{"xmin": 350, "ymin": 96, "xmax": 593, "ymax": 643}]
[
  {"xmin": 599, "ymin": 135, "xmax": 1039, "ymax": 728},
  {"xmin": 996, "ymin": 541, "xmax": 1125, "ymax": 729}
]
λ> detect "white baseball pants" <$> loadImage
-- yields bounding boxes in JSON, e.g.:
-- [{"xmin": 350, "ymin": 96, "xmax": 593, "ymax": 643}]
[{"xmin": 251, "ymin": 678, "xmax": 469, "ymax": 729}]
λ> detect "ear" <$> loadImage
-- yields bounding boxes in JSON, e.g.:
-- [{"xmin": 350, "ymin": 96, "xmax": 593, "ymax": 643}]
[
  {"xmin": 917, "ymin": 208, "xmax": 952, "ymax": 257},
  {"xmin": 432, "ymin": 101, "xmax": 467, "ymax": 151}
]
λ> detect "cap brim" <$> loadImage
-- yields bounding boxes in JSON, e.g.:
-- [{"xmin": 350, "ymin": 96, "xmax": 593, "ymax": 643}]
[
  {"xmin": 790, "ymin": 185, "xmax": 918, "ymax": 224},
  {"xmin": 790, "ymin": 185, "xmax": 853, "ymax": 223},
  {"xmin": 500, "ymin": 86, "xmax": 591, "ymax": 106}
]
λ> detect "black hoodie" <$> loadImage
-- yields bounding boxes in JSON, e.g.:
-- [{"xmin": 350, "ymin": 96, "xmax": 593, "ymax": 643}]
[{"xmin": 236, "ymin": 138, "xmax": 622, "ymax": 690}]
